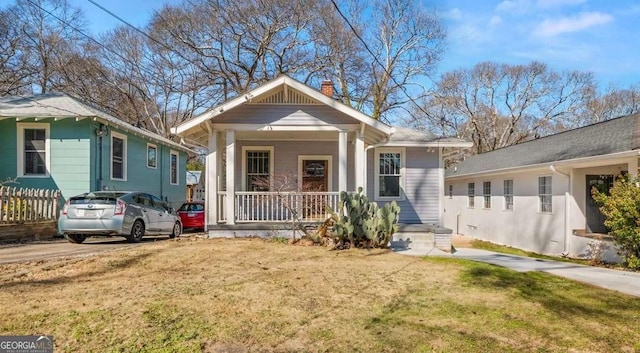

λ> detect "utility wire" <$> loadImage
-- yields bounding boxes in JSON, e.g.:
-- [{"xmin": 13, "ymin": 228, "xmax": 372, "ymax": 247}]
[
  {"xmin": 86, "ymin": 0, "xmax": 203, "ymax": 71},
  {"xmin": 329, "ymin": 0, "xmax": 434, "ymax": 120},
  {"xmin": 23, "ymin": 0, "xmax": 159, "ymax": 80}
]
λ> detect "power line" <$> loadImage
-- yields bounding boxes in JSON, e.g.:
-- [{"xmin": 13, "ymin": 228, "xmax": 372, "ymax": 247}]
[
  {"xmin": 86, "ymin": 0, "xmax": 203, "ymax": 71},
  {"xmin": 23, "ymin": 0, "xmax": 159, "ymax": 81},
  {"xmin": 329, "ymin": 0, "xmax": 434, "ymax": 121}
]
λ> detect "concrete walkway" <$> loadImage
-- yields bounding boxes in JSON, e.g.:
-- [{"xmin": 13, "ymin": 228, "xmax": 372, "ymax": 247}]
[{"xmin": 395, "ymin": 247, "xmax": 640, "ymax": 297}]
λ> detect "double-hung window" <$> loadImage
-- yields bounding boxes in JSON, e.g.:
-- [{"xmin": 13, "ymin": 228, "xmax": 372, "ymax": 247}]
[
  {"xmin": 467, "ymin": 183, "xmax": 475, "ymax": 208},
  {"xmin": 538, "ymin": 176, "xmax": 552, "ymax": 213},
  {"xmin": 147, "ymin": 143, "xmax": 157, "ymax": 169},
  {"xmin": 483, "ymin": 181, "xmax": 491, "ymax": 209},
  {"xmin": 243, "ymin": 146, "xmax": 273, "ymax": 191},
  {"xmin": 504, "ymin": 179, "xmax": 514, "ymax": 210},
  {"xmin": 170, "ymin": 151, "xmax": 179, "ymax": 185},
  {"xmin": 375, "ymin": 148, "xmax": 404, "ymax": 200},
  {"xmin": 111, "ymin": 132, "xmax": 127, "ymax": 180},
  {"xmin": 17, "ymin": 123, "xmax": 50, "ymax": 177}
]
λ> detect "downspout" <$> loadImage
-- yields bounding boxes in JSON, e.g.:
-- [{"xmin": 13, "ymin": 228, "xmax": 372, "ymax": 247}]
[
  {"xmin": 97, "ymin": 131, "xmax": 103, "ymax": 191},
  {"xmin": 550, "ymin": 165, "xmax": 571, "ymax": 256},
  {"xmin": 160, "ymin": 144, "xmax": 164, "ymax": 200}
]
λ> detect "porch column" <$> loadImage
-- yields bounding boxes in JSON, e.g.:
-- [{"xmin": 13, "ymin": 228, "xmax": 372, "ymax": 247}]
[
  {"xmin": 205, "ymin": 131, "xmax": 219, "ymax": 228},
  {"xmin": 226, "ymin": 129, "xmax": 236, "ymax": 225},
  {"xmin": 355, "ymin": 132, "xmax": 365, "ymax": 192},
  {"xmin": 338, "ymin": 130, "xmax": 348, "ymax": 192},
  {"xmin": 629, "ymin": 157, "xmax": 638, "ymax": 179}
]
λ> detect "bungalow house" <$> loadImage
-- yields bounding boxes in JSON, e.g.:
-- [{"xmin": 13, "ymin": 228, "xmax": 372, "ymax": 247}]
[
  {"xmin": 0, "ymin": 93, "xmax": 190, "ymax": 208},
  {"xmin": 444, "ymin": 114, "xmax": 640, "ymax": 261},
  {"xmin": 173, "ymin": 75, "xmax": 471, "ymax": 236}
]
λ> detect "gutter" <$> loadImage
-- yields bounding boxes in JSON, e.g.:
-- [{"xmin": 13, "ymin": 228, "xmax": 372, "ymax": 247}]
[{"xmin": 550, "ymin": 165, "xmax": 571, "ymax": 256}]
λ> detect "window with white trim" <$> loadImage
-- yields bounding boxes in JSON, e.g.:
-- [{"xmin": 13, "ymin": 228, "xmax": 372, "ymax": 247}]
[
  {"xmin": 504, "ymin": 179, "xmax": 513, "ymax": 210},
  {"xmin": 17, "ymin": 123, "xmax": 50, "ymax": 177},
  {"xmin": 467, "ymin": 182, "xmax": 475, "ymax": 208},
  {"xmin": 245, "ymin": 148, "xmax": 271, "ymax": 191},
  {"xmin": 170, "ymin": 151, "xmax": 179, "ymax": 185},
  {"xmin": 538, "ymin": 176, "xmax": 552, "ymax": 213},
  {"xmin": 448, "ymin": 184, "xmax": 453, "ymax": 199},
  {"xmin": 483, "ymin": 181, "xmax": 491, "ymax": 209},
  {"xmin": 147, "ymin": 143, "xmax": 157, "ymax": 169},
  {"xmin": 375, "ymin": 148, "xmax": 404, "ymax": 200},
  {"xmin": 111, "ymin": 132, "xmax": 127, "ymax": 180}
]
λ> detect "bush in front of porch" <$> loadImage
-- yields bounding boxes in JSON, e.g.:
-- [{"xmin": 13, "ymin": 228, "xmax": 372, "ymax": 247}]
[
  {"xmin": 327, "ymin": 188, "xmax": 400, "ymax": 249},
  {"xmin": 592, "ymin": 175, "xmax": 640, "ymax": 269}
]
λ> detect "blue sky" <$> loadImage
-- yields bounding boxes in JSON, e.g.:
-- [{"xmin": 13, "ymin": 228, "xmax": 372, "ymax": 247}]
[
  {"xmin": 437, "ymin": 0, "xmax": 640, "ymax": 87},
  {"xmin": 68, "ymin": 0, "xmax": 640, "ymax": 88}
]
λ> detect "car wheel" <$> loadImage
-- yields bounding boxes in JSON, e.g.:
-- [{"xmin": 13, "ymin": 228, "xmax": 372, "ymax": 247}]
[
  {"xmin": 65, "ymin": 234, "xmax": 86, "ymax": 244},
  {"xmin": 169, "ymin": 222, "xmax": 182, "ymax": 239},
  {"xmin": 127, "ymin": 220, "xmax": 145, "ymax": 243}
]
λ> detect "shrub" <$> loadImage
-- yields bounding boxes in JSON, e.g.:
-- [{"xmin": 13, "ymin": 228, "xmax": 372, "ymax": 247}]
[
  {"xmin": 592, "ymin": 175, "xmax": 640, "ymax": 269},
  {"xmin": 326, "ymin": 188, "xmax": 400, "ymax": 249}
]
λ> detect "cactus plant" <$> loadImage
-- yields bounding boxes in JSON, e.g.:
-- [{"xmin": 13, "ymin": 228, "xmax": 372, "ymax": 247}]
[{"xmin": 326, "ymin": 188, "xmax": 401, "ymax": 248}]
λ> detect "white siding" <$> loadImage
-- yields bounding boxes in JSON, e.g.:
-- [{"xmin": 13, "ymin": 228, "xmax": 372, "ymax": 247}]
[
  {"xmin": 445, "ymin": 170, "xmax": 567, "ymax": 255},
  {"xmin": 445, "ymin": 163, "xmax": 633, "ymax": 260}
]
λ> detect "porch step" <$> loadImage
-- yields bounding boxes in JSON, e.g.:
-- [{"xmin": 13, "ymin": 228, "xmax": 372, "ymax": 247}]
[{"xmin": 391, "ymin": 233, "xmax": 435, "ymax": 250}]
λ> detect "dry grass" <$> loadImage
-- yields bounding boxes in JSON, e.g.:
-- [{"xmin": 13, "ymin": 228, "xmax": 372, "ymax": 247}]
[{"xmin": 1, "ymin": 238, "xmax": 639, "ymax": 352}]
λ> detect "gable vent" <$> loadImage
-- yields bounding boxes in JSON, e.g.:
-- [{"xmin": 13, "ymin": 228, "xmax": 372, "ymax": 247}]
[{"xmin": 253, "ymin": 87, "xmax": 320, "ymax": 105}]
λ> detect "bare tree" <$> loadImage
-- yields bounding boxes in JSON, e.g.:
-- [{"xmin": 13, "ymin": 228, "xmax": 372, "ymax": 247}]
[
  {"xmin": 411, "ymin": 61, "xmax": 595, "ymax": 155},
  {"xmin": 0, "ymin": 8, "xmax": 30, "ymax": 95},
  {"xmin": 312, "ymin": 0, "xmax": 445, "ymax": 121},
  {"xmin": 575, "ymin": 85, "xmax": 640, "ymax": 126},
  {"xmin": 155, "ymin": 0, "xmax": 317, "ymax": 100},
  {"xmin": 10, "ymin": 0, "xmax": 86, "ymax": 94}
]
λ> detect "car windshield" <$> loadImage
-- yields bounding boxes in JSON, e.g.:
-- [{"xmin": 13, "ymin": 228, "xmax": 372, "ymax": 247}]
[{"xmin": 69, "ymin": 192, "xmax": 128, "ymax": 204}]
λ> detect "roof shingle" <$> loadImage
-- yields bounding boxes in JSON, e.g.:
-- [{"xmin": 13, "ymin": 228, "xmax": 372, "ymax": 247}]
[{"xmin": 446, "ymin": 114, "xmax": 639, "ymax": 177}]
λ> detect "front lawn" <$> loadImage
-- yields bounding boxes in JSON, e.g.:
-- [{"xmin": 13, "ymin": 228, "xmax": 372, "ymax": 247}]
[{"xmin": 1, "ymin": 238, "xmax": 638, "ymax": 352}]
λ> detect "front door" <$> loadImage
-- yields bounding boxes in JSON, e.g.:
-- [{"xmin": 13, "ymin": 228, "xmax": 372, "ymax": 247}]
[
  {"xmin": 301, "ymin": 159, "xmax": 328, "ymax": 219},
  {"xmin": 301, "ymin": 160, "xmax": 328, "ymax": 192},
  {"xmin": 585, "ymin": 175, "xmax": 614, "ymax": 233}
]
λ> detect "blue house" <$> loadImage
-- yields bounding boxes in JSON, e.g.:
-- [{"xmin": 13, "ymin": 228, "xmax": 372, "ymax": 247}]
[{"xmin": 0, "ymin": 93, "xmax": 190, "ymax": 208}]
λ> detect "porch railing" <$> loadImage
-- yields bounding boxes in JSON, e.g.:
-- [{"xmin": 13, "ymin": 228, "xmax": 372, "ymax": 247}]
[
  {"xmin": 0, "ymin": 187, "xmax": 61, "ymax": 224},
  {"xmin": 213, "ymin": 191, "xmax": 340, "ymax": 223}
]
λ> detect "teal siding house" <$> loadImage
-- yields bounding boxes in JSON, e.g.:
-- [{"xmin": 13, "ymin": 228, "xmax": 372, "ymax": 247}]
[{"xmin": 0, "ymin": 93, "xmax": 190, "ymax": 208}]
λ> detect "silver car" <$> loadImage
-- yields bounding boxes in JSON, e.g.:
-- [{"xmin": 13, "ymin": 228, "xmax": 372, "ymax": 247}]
[{"xmin": 58, "ymin": 191, "xmax": 182, "ymax": 244}]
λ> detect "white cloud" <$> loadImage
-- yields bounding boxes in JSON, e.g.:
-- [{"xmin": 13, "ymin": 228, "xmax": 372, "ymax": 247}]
[
  {"xmin": 534, "ymin": 12, "xmax": 613, "ymax": 37},
  {"xmin": 536, "ymin": 0, "xmax": 586, "ymax": 9},
  {"xmin": 444, "ymin": 8, "xmax": 462, "ymax": 20},
  {"xmin": 496, "ymin": 0, "xmax": 531, "ymax": 12},
  {"xmin": 489, "ymin": 16, "xmax": 502, "ymax": 27}
]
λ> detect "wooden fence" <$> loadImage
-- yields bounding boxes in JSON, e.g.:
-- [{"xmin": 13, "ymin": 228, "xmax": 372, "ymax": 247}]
[{"xmin": 0, "ymin": 187, "xmax": 61, "ymax": 224}]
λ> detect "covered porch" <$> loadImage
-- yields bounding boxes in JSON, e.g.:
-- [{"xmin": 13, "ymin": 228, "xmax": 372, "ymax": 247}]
[{"xmin": 203, "ymin": 127, "xmax": 377, "ymax": 226}]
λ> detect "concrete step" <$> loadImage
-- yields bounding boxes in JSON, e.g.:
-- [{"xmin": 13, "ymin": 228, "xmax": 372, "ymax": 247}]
[
  {"xmin": 391, "ymin": 232, "xmax": 452, "ymax": 253},
  {"xmin": 391, "ymin": 233, "xmax": 434, "ymax": 250}
]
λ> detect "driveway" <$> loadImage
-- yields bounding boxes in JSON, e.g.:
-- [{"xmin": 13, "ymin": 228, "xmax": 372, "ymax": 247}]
[
  {"xmin": 0, "ymin": 236, "xmax": 171, "ymax": 264},
  {"xmin": 396, "ymin": 245, "xmax": 640, "ymax": 297}
]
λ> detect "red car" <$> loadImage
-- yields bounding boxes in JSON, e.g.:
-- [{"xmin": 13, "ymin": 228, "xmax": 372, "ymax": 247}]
[{"xmin": 177, "ymin": 202, "xmax": 205, "ymax": 230}]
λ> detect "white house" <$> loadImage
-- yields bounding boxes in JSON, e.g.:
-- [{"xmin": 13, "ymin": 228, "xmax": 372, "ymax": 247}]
[
  {"xmin": 173, "ymin": 75, "xmax": 471, "ymax": 236},
  {"xmin": 444, "ymin": 114, "xmax": 640, "ymax": 261}
]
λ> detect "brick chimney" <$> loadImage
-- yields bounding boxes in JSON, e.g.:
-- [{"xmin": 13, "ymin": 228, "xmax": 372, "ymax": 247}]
[{"xmin": 321, "ymin": 79, "xmax": 334, "ymax": 97}]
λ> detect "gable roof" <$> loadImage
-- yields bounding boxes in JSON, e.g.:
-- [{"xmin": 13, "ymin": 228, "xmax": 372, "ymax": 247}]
[
  {"xmin": 0, "ymin": 93, "xmax": 191, "ymax": 153},
  {"xmin": 446, "ymin": 113, "xmax": 640, "ymax": 178},
  {"xmin": 174, "ymin": 75, "xmax": 393, "ymax": 137},
  {"xmin": 174, "ymin": 75, "xmax": 471, "ymax": 148}
]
